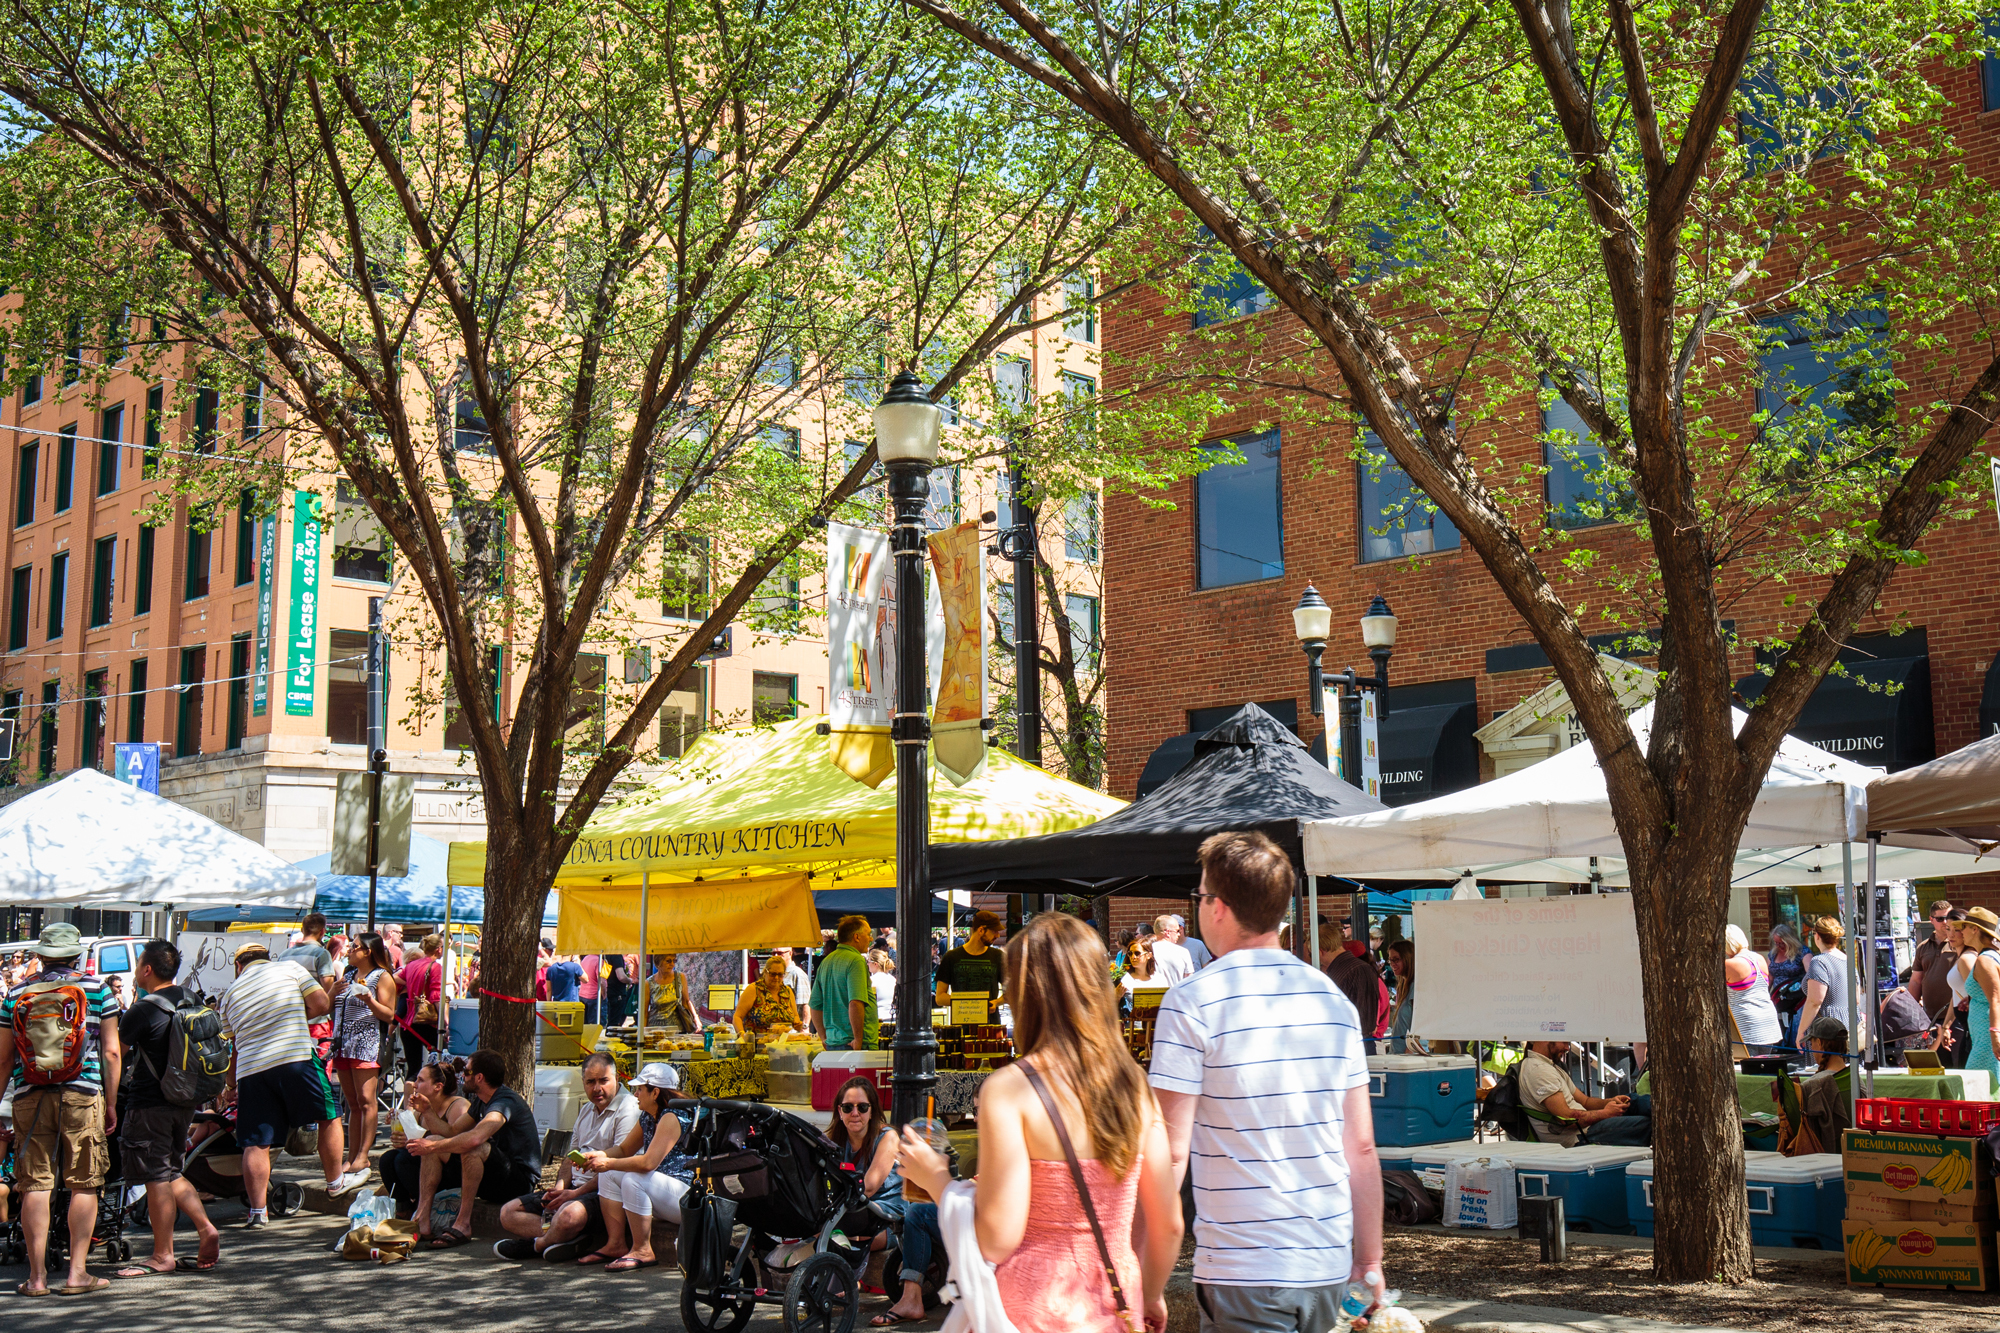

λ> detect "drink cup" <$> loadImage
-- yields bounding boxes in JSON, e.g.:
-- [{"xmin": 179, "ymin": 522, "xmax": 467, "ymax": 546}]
[
  {"xmin": 902, "ymin": 1118, "xmax": 949, "ymax": 1202},
  {"xmin": 398, "ymin": 1109, "xmax": 422, "ymax": 1139}
]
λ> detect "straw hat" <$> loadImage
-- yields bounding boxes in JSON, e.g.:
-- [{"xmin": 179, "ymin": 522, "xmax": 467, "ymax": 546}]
[{"xmin": 1963, "ymin": 907, "xmax": 2000, "ymax": 945}]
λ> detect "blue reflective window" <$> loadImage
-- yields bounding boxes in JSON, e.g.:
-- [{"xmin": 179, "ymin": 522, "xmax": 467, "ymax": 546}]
[
  {"xmin": 1357, "ymin": 431, "xmax": 1458, "ymax": 563},
  {"xmin": 1755, "ymin": 305, "xmax": 1894, "ymax": 448},
  {"xmin": 1195, "ymin": 430, "xmax": 1282, "ymax": 587},
  {"xmin": 1190, "ymin": 228, "xmax": 1273, "ymax": 329},
  {"xmin": 1542, "ymin": 386, "xmax": 1631, "ymax": 529},
  {"xmin": 1984, "ymin": 15, "xmax": 2000, "ymax": 112}
]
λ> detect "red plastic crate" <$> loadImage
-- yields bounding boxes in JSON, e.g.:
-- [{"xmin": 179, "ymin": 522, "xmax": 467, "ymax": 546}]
[{"xmin": 1855, "ymin": 1097, "xmax": 2000, "ymax": 1137}]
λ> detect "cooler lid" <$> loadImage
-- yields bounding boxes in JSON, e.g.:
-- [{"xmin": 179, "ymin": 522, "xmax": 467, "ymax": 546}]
[
  {"xmin": 813, "ymin": 1050, "xmax": 894, "ymax": 1069},
  {"xmin": 1530, "ymin": 1145, "xmax": 1653, "ymax": 1169},
  {"xmin": 1410, "ymin": 1140, "xmax": 1500, "ymax": 1166},
  {"xmin": 1626, "ymin": 1159, "xmax": 1657, "ymax": 1179},
  {"xmin": 1367, "ymin": 1055, "xmax": 1477, "ymax": 1072},
  {"xmin": 1742, "ymin": 1152, "xmax": 1843, "ymax": 1184}
]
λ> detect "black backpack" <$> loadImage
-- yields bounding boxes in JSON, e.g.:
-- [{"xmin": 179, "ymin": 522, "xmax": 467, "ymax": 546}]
[
  {"xmin": 1479, "ymin": 1071, "xmax": 1540, "ymax": 1143},
  {"xmin": 136, "ymin": 991, "xmax": 233, "ymax": 1107},
  {"xmin": 1381, "ymin": 1169, "xmax": 1441, "ymax": 1225}
]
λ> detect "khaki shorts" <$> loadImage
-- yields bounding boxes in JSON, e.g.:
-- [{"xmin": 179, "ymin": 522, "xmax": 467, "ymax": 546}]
[{"xmin": 11, "ymin": 1086, "xmax": 109, "ymax": 1192}]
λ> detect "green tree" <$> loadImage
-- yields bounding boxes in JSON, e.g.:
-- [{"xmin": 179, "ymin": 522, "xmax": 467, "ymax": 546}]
[
  {"xmin": 0, "ymin": 0, "xmax": 1160, "ymax": 1079},
  {"xmin": 904, "ymin": 0, "xmax": 2000, "ymax": 1280}
]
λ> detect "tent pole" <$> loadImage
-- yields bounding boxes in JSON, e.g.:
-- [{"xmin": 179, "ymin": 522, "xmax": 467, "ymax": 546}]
[
  {"xmin": 1842, "ymin": 841, "xmax": 1859, "ymax": 1123},
  {"xmin": 639, "ymin": 870, "xmax": 651, "ymax": 1040},
  {"xmin": 440, "ymin": 883, "xmax": 453, "ymax": 1060},
  {"xmin": 1306, "ymin": 875, "xmax": 1319, "ymax": 967},
  {"xmin": 1864, "ymin": 836, "xmax": 1879, "ymax": 1099}
]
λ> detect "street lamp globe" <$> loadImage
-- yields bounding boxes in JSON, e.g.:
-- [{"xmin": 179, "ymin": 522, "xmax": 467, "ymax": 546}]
[
  {"xmin": 1292, "ymin": 585, "xmax": 1332, "ymax": 644},
  {"xmin": 873, "ymin": 369, "xmax": 943, "ymax": 467},
  {"xmin": 1359, "ymin": 594, "xmax": 1398, "ymax": 650}
]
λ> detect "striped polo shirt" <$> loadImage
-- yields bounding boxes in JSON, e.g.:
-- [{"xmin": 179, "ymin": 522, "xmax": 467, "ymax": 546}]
[
  {"xmin": 219, "ymin": 959, "xmax": 322, "ymax": 1078},
  {"xmin": 1148, "ymin": 948, "xmax": 1368, "ymax": 1287}
]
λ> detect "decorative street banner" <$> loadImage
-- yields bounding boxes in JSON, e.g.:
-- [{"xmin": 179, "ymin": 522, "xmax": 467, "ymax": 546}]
[
  {"xmin": 1359, "ymin": 688, "xmax": 1382, "ymax": 799},
  {"xmin": 1410, "ymin": 895, "xmax": 1646, "ymax": 1042},
  {"xmin": 113, "ymin": 742, "xmax": 162, "ymax": 793},
  {"xmin": 556, "ymin": 873, "xmax": 821, "ymax": 953},
  {"xmin": 826, "ymin": 521, "xmax": 895, "ymax": 786},
  {"xmin": 284, "ymin": 490, "xmax": 323, "ymax": 716},
  {"xmin": 927, "ymin": 519, "xmax": 987, "ymax": 785},
  {"xmin": 252, "ymin": 513, "xmax": 277, "ymax": 716}
]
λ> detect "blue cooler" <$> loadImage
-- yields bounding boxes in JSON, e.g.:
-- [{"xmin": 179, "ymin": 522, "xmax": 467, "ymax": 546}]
[
  {"xmin": 1379, "ymin": 1150, "xmax": 1419, "ymax": 1176},
  {"xmin": 1626, "ymin": 1153, "xmax": 1842, "ymax": 1249},
  {"xmin": 1367, "ymin": 1055, "xmax": 1477, "ymax": 1146},
  {"xmin": 1497, "ymin": 1143, "xmax": 1651, "ymax": 1234},
  {"xmin": 446, "ymin": 997, "xmax": 481, "ymax": 1057}
]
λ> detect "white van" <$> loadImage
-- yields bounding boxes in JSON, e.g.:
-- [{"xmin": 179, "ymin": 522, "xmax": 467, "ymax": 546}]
[{"xmin": 0, "ymin": 935, "xmax": 149, "ymax": 999}]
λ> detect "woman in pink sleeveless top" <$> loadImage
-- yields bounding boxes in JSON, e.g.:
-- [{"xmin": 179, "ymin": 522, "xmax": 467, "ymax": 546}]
[{"xmin": 899, "ymin": 914, "xmax": 1181, "ymax": 1332}]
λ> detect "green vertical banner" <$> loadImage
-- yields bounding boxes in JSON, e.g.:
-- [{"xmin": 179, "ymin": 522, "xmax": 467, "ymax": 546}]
[
  {"xmin": 252, "ymin": 513, "xmax": 277, "ymax": 716},
  {"xmin": 284, "ymin": 490, "xmax": 322, "ymax": 717}
]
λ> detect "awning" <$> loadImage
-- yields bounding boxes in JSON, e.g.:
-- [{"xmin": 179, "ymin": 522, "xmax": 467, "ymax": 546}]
[
  {"xmin": 1375, "ymin": 702, "xmax": 1480, "ymax": 806},
  {"xmin": 554, "ymin": 874, "xmax": 821, "ymax": 954},
  {"xmin": 1736, "ymin": 656, "xmax": 1934, "ymax": 772}
]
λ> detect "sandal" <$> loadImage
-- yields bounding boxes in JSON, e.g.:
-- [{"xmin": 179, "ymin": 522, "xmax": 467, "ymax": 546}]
[
  {"xmin": 177, "ymin": 1254, "xmax": 220, "ymax": 1273},
  {"xmin": 605, "ymin": 1255, "xmax": 657, "ymax": 1272},
  {"xmin": 576, "ymin": 1250, "xmax": 625, "ymax": 1266},
  {"xmin": 113, "ymin": 1264, "xmax": 177, "ymax": 1279},
  {"xmin": 427, "ymin": 1228, "xmax": 473, "ymax": 1249},
  {"xmin": 56, "ymin": 1277, "xmax": 113, "ymax": 1296},
  {"xmin": 870, "ymin": 1315, "xmax": 924, "ymax": 1328},
  {"xmin": 16, "ymin": 1282, "xmax": 53, "ymax": 1298}
]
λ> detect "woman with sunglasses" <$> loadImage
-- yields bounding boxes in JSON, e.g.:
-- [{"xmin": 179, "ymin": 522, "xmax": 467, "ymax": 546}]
[{"xmin": 822, "ymin": 1076, "xmax": 932, "ymax": 1318}]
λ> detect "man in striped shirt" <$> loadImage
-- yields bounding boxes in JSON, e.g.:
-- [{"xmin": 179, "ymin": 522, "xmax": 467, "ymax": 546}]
[{"xmin": 1150, "ymin": 832, "xmax": 1388, "ymax": 1331}]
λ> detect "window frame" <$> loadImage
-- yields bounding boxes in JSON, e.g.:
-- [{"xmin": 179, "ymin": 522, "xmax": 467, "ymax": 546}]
[
  {"xmin": 1355, "ymin": 429, "xmax": 1461, "ymax": 564},
  {"xmin": 1193, "ymin": 428, "xmax": 1285, "ymax": 589},
  {"xmin": 97, "ymin": 404, "xmax": 123, "ymax": 496},
  {"xmin": 13, "ymin": 441, "xmax": 36, "ymax": 528},
  {"xmin": 89, "ymin": 534, "xmax": 116, "ymax": 628},
  {"xmin": 46, "ymin": 551, "xmax": 68, "ymax": 640}
]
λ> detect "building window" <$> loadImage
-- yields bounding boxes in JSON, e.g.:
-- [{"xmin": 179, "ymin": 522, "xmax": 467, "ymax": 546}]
[
  {"xmin": 236, "ymin": 490, "xmax": 257, "ymax": 586},
  {"xmin": 1542, "ymin": 386, "xmax": 1632, "ymax": 529},
  {"xmin": 1064, "ymin": 488, "xmax": 1100, "ymax": 563},
  {"xmin": 455, "ymin": 373, "xmax": 493, "ymax": 454},
  {"xmin": 127, "ymin": 658, "xmax": 147, "ymax": 742},
  {"xmin": 1191, "ymin": 228, "xmax": 1274, "ymax": 328},
  {"xmin": 1, "ymin": 689, "xmax": 20, "ymax": 784},
  {"xmin": 1984, "ymin": 14, "xmax": 2000, "ymax": 112},
  {"xmin": 46, "ymin": 552, "xmax": 67, "ymax": 640},
  {"xmin": 998, "ymin": 261, "xmax": 1034, "ymax": 324},
  {"xmin": 1358, "ymin": 430, "xmax": 1460, "ymax": 562},
  {"xmin": 658, "ymin": 666, "xmax": 706, "ymax": 759},
  {"xmin": 662, "ymin": 533, "xmax": 710, "ymax": 620},
  {"xmin": 1755, "ymin": 304, "xmax": 1895, "ymax": 465},
  {"xmin": 1737, "ymin": 62, "xmax": 1871, "ymax": 172},
  {"xmin": 568, "ymin": 653, "xmax": 607, "ymax": 752},
  {"xmin": 760, "ymin": 424, "xmax": 801, "ymax": 457},
  {"xmin": 1063, "ymin": 272, "xmax": 1096, "ymax": 342},
  {"xmin": 184, "ymin": 512, "xmax": 211, "ymax": 601},
  {"xmin": 192, "ymin": 386, "xmax": 219, "ymax": 454},
  {"xmin": 97, "ymin": 405, "xmax": 122, "ymax": 496},
  {"xmin": 1065, "ymin": 593, "xmax": 1100, "ymax": 670},
  {"xmin": 759, "ymin": 345, "xmax": 798, "ymax": 388},
  {"xmin": 134, "ymin": 525, "xmax": 156, "ymax": 616},
  {"xmin": 242, "ymin": 382, "xmax": 263, "ymax": 440},
  {"xmin": 327, "ymin": 628, "xmax": 370, "ymax": 744},
  {"xmin": 1060, "ymin": 371, "xmax": 1096, "ymax": 447},
  {"xmin": 333, "ymin": 479, "xmax": 391, "ymax": 583},
  {"xmin": 143, "ymin": 385, "xmax": 163, "ymax": 476},
  {"xmin": 993, "ymin": 356, "xmax": 1031, "ymax": 416},
  {"xmin": 81, "ymin": 669, "xmax": 106, "ymax": 771},
  {"xmin": 845, "ymin": 345, "xmax": 881, "ymax": 405},
  {"xmin": 465, "ymin": 77, "xmax": 517, "ymax": 166},
  {"xmin": 38, "ymin": 681, "xmax": 58, "ymax": 777},
  {"xmin": 54, "ymin": 426, "xmax": 75, "ymax": 512},
  {"xmin": 22, "ymin": 371, "xmax": 41, "ymax": 406},
  {"xmin": 444, "ymin": 645, "xmax": 504, "ymax": 751},
  {"xmin": 7, "ymin": 565, "xmax": 29, "ymax": 651},
  {"xmin": 14, "ymin": 442, "xmax": 36, "ymax": 527},
  {"xmin": 1194, "ymin": 429, "xmax": 1283, "ymax": 587},
  {"xmin": 752, "ymin": 671, "xmax": 798, "ymax": 725},
  {"xmin": 176, "ymin": 646, "xmax": 204, "ymax": 758},
  {"xmin": 921, "ymin": 465, "xmax": 960, "ymax": 534},
  {"xmin": 89, "ymin": 535, "xmax": 115, "ymax": 628},
  {"xmin": 227, "ymin": 635, "xmax": 250, "ymax": 750},
  {"xmin": 107, "ymin": 304, "xmax": 129, "ymax": 363},
  {"xmin": 757, "ymin": 556, "xmax": 802, "ymax": 618},
  {"xmin": 63, "ymin": 319, "xmax": 83, "ymax": 384}
]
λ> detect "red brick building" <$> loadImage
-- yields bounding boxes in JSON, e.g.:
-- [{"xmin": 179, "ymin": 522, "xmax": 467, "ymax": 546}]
[{"xmin": 1100, "ymin": 48, "xmax": 2000, "ymax": 942}]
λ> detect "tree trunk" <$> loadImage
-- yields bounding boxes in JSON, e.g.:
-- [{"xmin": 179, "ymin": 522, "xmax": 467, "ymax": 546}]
[
  {"xmin": 477, "ymin": 826, "xmax": 558, "ymax": 1089},
  {"xmin": 1627, "ymin": 832, "xmax": 1755, "ymax": 1282}
]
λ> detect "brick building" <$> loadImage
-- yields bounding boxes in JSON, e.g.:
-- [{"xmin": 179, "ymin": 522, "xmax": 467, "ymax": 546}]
[{"xmin": 1099, "ymin": 45, "xmax": 2000, "ymax": 943}]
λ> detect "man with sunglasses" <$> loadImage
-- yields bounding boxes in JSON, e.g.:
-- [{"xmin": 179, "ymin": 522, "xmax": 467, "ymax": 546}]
[{"xmin": 1911, "ymin": 901, "xmax": 1966, "ymax": 1067}]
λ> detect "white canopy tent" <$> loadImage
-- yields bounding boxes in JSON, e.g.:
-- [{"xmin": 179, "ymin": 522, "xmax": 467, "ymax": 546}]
[
  {"xmin": 1301, "ymin": 704, "xmax": 1991, "ymax": 887},
  {"xmin": 0, "ymin": 769, "xmax": 317, "ymax": 910}
]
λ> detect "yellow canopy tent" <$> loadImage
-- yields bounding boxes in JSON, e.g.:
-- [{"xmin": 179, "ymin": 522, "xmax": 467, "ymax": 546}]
[
  {"xmin": 446, "ymin": 715, "xmax": 1124, "ymax": 889},
  {"xmin": 554, "ymin": 872, "xmax": 821, "ymax": 954}
]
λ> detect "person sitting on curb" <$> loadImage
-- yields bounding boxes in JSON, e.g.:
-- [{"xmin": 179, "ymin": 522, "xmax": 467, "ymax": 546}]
[
  {"xmin": 1518, "ymin": 1041, "xmax": 1653, "ymax": 1147},
  {"xmin": 405, "ymin": 1048, "xmax": 542, "ymax": 1247},
  {"xmin": 495, "ymin": 1053, "xmax": 640, "ymax": 1262},
  {"xmin": 578, "ymin": 1063, "xmax": 691, "ymax": 1271},
  {"xmin": 378, "ymin": 1062, "xmax": 471, "ymax": 1230}
]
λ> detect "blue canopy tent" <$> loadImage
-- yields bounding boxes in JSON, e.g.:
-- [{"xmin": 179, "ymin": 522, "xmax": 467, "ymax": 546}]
[{"xmin": 188, "ymin": 834, "xmax": 557, "ymax": 928}]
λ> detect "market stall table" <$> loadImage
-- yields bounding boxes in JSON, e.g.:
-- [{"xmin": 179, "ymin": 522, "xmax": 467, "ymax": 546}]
[
  {"xmin": 677, "ymin": 1055, "xmax": 769, "ymax": 1101},
  {"xmin": 932, "ymin": 1069, "xmax": 991, "ymax": 1123},
  {"xmin": 1638, "ymin": 1068, "xmax": 1992, "ymax": 1119}
]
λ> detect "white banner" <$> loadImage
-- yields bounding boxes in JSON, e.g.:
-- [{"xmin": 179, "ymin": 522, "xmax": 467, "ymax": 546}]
[
  {"xmin": 827, "ymin": 522, "xmax": 894, "ymax": 728},
  {"xmin": 1411, "ymin": 895, "xmax": 1645, "ymax": 1042},
  {"xmin": 1359, "ymin": 689, "xmax": 1381, "ymax": 799}
]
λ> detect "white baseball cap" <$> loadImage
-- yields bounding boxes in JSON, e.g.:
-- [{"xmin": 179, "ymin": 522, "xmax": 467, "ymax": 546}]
[{"xmin": 630, "ymin": 1062, "xmax": 682, "ymax": 1092}]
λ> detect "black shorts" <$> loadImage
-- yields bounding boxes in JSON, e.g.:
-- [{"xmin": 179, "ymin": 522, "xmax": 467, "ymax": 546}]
[
  {"xmin": 514, "ymin": 1190, "xmax": 606, "ymax": 1245},
  {"xmin": 477, "ymin": 1152, "xmax": 537, "ymax": 1204},
  {"xmin": 121, "ymin": 1103, "xmax": 195, "ymax": 1185},
  {"xmin": 235, "ymin": 1060, "xmax": 340, "ymax": 1149}
]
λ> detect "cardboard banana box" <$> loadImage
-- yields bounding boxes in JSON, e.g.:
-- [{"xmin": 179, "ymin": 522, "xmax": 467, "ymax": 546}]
[
  {"xmin": 1846, "ymin": 1187, "xmax": 1997, "ymax": 1226},
  {"xmin": 1843, "ymin": 1129, "xmax": 1991, "ymax": 1206},
  {"xmin": 1843, "ymin": 1221, "xmax": 1995, "ymax": 1290}
]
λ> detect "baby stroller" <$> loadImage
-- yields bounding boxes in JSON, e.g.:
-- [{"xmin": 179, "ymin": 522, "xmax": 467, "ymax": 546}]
[
  {"xmin": 181, "ymin": 1114, "xmax": 307, "ymax": 1216},
  {"xmin": 672, "ymin": 1098, "xmax": 873, "ymax": 1333},
  {"xmin": 0, "ymin": 1131, "xmax": 136, "ymax": 1267}
]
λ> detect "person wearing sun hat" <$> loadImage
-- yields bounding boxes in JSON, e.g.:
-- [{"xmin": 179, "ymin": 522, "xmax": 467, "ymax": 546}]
[
  {"xmin": 577, "ymin": 1062, "xmax": 690, "ymax": 1271},
  {"xmin": 1954, "ymin": 907, "xmax": 2000, "ymax": 1078}
]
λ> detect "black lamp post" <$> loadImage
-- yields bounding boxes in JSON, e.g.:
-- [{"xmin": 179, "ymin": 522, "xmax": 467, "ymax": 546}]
[
  {"xmin": 876, "ymin": 368, "xmax": 943, "ymax": 1128},
  {"xmin": 1295, "ymin": 592, "xmax": 1398, "ymax": 947}
]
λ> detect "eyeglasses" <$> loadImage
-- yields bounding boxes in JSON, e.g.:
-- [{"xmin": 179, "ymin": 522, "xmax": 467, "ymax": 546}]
[
  {"xmin": 838, "ymin": 1102, "xmax": 872, "ymax": 1113},
  {"xmin": 1933, "ymin": 915, "xmax": 1951, "ymax": 923}
]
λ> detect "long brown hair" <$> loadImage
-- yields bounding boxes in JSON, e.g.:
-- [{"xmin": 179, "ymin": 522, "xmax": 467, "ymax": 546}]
[
  {"xmin": 1125, "ymin": 938, "xmax": 1156, "ymax": 981},
  {"xmin": 1387, "ymin": 939, "xmax": 1416, "ymax": 1025},
  {"xmin": 824, "ymin": 1075, "xmax": 887, "ymax": 1153},
  {"xmin": 1008, "ymin": 913, "xmax": 1151, "ymax": 1176}
]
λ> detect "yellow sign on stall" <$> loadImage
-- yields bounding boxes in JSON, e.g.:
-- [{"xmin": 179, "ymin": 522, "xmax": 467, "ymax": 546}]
[{"xmin": 555, "ymin": 873, "xmax": 821, "ymax": 954}]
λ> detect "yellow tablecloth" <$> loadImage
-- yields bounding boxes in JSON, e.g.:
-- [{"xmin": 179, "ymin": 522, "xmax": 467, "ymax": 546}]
[{"xmin": 676, "ymin": 1055, "xmax": 769, "ymax": 1101}]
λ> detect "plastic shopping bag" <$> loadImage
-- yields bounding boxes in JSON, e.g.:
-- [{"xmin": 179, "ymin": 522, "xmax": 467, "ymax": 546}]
[{"xmin": 1442, "ymin": 1156, "xmax": 1517, "ymax": 1230}]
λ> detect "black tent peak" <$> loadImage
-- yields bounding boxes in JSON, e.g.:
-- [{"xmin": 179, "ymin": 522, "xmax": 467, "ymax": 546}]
[{"xmin": 1194, "ymin": 703, "xmax": 1307, "ymax": 756}]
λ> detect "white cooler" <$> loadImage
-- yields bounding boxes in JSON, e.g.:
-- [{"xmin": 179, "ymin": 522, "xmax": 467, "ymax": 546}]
[{"xmin": 534, "ymin": 1065, "xmax": 584, "ymax": 1134}]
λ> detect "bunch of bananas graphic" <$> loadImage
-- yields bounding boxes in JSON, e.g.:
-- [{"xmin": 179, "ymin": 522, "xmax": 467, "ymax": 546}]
[
  {"xmin": 1848, "ymin": 1228, "xmax": 1893, "ymax": 1271},
  {"xmin": 1922, "ymin": 1154, "xmax": 1974, "ymax": 1195}
]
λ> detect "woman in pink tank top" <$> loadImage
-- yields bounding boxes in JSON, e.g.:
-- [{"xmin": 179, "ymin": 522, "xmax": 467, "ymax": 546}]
[{"xmin": 899, "ymin": 914, "xmax": 1182, "ymax": 1332}]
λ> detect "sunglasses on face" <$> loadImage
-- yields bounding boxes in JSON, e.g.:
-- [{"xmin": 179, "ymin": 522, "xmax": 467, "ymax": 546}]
[{"xmin": 839, "ymin": 1102, "xmax": 872, "ymax": 1113}]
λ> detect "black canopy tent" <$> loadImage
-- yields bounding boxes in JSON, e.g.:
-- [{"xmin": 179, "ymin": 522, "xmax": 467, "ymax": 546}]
[
  {"xmin": 931, "ymin": 705, "xmax": 1388, "ymax": 903},
  {"xmin": 814, "ymin": 888, "xmax": 964, "ymax": 929}
]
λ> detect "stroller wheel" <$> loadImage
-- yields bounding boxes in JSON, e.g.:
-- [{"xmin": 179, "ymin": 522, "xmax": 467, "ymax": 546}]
[
  {"xmin": 108, "ymin": 1239, "xmax": 131, "ymax": 1263},
  {"xmin": 271, "ymin": 1182, "xmax": 305, "ymax": 1218},
  {"xmin": 784, "ymin": 1251, "xmax": 858, "ymax": 1333},
  {"xmin": 680, "ymin": 1279, "xmax": 756, "ymax": 1333}
]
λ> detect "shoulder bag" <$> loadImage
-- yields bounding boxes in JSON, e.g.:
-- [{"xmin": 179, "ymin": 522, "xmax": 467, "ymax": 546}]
[{"xmin": 1019, "ymin": 1060, "xmax": 1141, "ymax": 1333}]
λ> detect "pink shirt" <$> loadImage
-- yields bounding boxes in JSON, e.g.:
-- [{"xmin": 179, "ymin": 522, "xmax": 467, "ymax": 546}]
[{"xmin": 578, "ymin": 955, "xmax": 602, "ymax": 1001}]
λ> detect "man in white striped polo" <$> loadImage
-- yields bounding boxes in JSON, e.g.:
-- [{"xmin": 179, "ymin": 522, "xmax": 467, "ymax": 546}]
[{"xmin": 1149, "ymin": 831, "xmax": 1389, "ymax": 1331}]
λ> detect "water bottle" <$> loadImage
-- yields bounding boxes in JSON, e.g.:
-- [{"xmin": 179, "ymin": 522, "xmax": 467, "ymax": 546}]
[
  {"xmin": 1333, "ymin": 1275, "xmax": 1401, "ymax": 1331},
  {"xmin": 346, "ymin": 1188, "xmax": 378, "ymax": 1224}
]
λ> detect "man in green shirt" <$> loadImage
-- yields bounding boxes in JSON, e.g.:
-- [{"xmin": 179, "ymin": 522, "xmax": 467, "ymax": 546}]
[{"xmin": 808, "ymin": 916, "xmax": 877, "ymax": 1051}]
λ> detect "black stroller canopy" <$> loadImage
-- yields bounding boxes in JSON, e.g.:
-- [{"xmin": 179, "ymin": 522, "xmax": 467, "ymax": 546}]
[{"xmin": 930, "ymin": 703, "xmax": 1387, "ymax": 896}]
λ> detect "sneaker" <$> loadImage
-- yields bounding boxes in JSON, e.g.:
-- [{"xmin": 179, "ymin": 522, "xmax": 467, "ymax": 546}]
[
  {"xmin": 494, "ymin": 1238, "xmax": 539, "ymax": 1262},
  {"xmin": 242, "ymin": 1212, "xmax": 268, "ymax": 1231},
  {"xmin": 327, "ymin": 1171, "xmax": 369, "ymax": 1198},
  {"xmin": 541, "ymin": 1238, "xmax": 586, "ymax": 1263}
]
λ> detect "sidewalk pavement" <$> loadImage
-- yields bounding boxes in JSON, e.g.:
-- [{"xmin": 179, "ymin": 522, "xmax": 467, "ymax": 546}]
[{"xmin": 1399, "ymin": 1295, "xmax": 1759, "ymax": 1333}]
